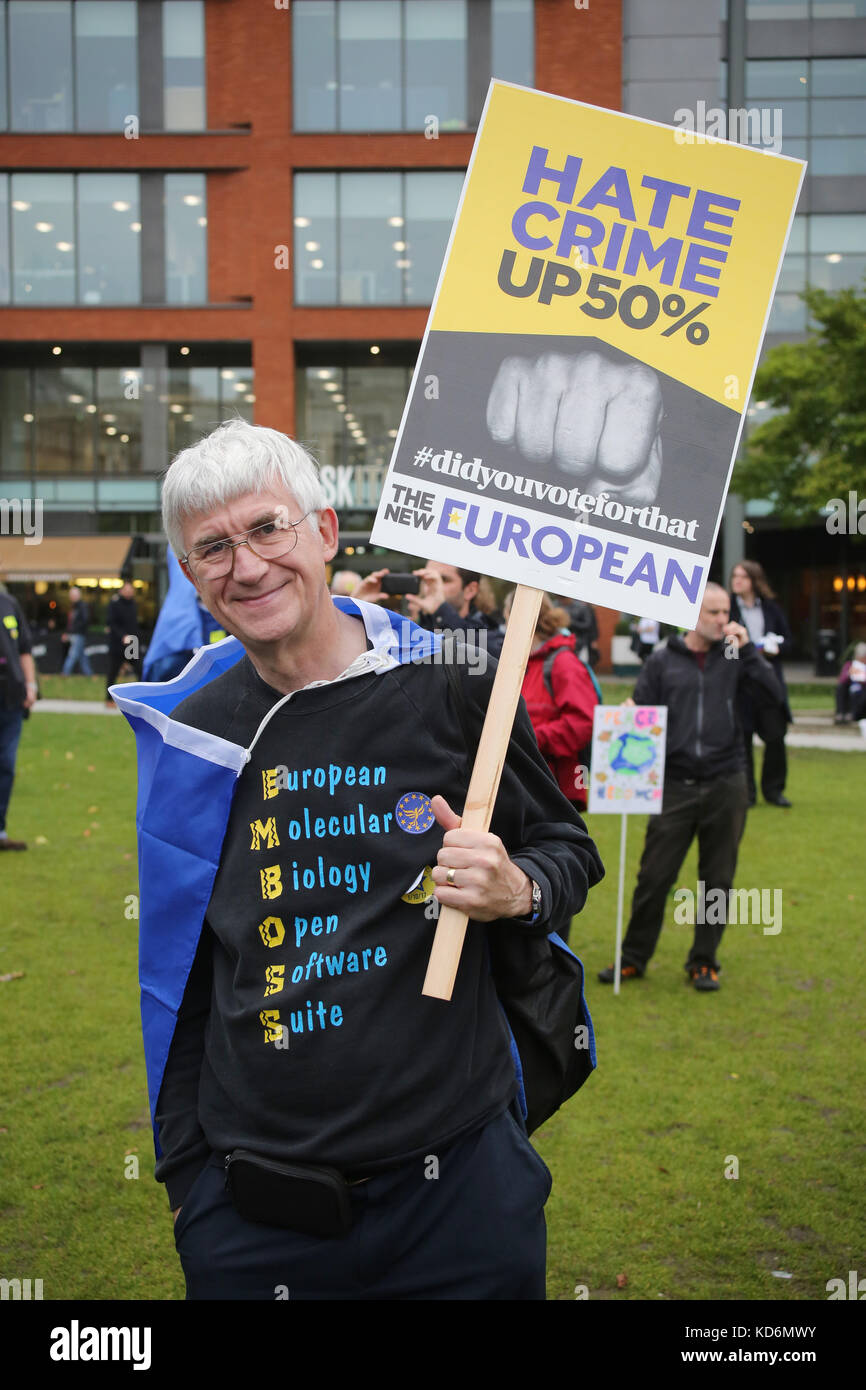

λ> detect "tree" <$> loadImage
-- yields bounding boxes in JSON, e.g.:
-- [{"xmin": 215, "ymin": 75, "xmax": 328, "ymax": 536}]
[{"xmin": 734, "ymin": 278, "xmax": 866, "ymax": 519}]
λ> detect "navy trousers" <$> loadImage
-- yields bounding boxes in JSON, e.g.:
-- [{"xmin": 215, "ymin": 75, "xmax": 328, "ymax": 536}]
[
  {"xmin": 174, "ymin": 1107, "xmax": 552, "ymax": 1300},
  {"xmin": 0, "ymin": 707, "xmax": 24, "ymax": 834}
]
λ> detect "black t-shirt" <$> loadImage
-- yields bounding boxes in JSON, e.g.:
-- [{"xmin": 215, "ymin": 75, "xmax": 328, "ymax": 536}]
[
  {"xmin": 0, "ymin": 594, "xmax": 32, "ymax": 709},
  {"xmin": 154, "ymin": 641, "xmax": 604, "ymax": 1207}
]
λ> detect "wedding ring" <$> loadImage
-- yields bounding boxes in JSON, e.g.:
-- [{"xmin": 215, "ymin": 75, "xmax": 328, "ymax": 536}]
[{"xmin": 446, "ymin": 867, "xmax": 456, "ymax": 886}]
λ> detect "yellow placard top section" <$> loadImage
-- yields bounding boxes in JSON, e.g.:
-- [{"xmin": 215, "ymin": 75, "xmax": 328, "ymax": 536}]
[{"xmin": 432, "ymin": 83, "xmax": 805, "ymax": 410}]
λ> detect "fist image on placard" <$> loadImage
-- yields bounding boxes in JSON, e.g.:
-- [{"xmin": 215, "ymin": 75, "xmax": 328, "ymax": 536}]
[{"xmin": 485, "ymin": 350, "xmax": 664, "ymax": 507}]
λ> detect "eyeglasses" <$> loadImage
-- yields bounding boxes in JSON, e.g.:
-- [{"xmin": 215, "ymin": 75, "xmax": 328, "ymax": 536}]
[{"xmin": 182, "ymin": 511, "xmax": 314, "ymax": 579}]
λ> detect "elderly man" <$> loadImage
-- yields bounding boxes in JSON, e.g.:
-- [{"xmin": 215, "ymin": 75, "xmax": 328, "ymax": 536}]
[{"xmin": 113, "ymin": 420, "xmax": 602, "ymax": 1301}]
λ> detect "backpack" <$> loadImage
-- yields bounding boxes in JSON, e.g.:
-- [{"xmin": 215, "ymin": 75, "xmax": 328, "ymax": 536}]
[
  {"xmin": 439, "ymin": 636, "xmax": 597, "ymax": 1134},
  {"xmin": 542, "ymin": 645, "xmax": 602, "ymax": 777}
]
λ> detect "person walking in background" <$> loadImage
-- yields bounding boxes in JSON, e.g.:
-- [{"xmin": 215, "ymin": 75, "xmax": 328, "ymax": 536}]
[
  {"xmin": 729, "ymin": 560, "xmax": 793, "ymax": 808},
  {"xmin": 597, "ymin": 583, "xmax": 785, "ymax": 993},
  {"xmin": 0, "ymin": 588, "xmax": 38, "ymax": 850},
  {"xmin": 504, "ymin": 592, "xmax": 600, "ymax": 820},
  {"xmin": 61, "ymin": 586, "xmax": 93, "ymax": 676},
  {"xmin": 104, "ymin": 580, "xmax": 141, "ymax": 707},
  {"xmin": 632, "ymin": 615, "xmax": 660, "ymax": 662},
  {"xmin": 564, "ymin": 598, "xmax": 599, "ymax": 667}
]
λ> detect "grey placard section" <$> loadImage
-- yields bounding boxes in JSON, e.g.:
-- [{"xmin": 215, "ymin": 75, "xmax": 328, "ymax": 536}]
[
  {"xmin": 140, "ymin": 344, "xmax": 168, "ymax": 477},
  {"xmin": 138, "ymin": 0, "xmax": 164, "ymax": 130},
  {"xmin": 391, "ymin": 331, "xmax": 740, "ymax": 558}
]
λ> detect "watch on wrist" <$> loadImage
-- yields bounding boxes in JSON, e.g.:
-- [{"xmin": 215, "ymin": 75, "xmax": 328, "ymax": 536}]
[{"xmin": 529, "ymin": 879, "xmax": 543, "ymax": 924}]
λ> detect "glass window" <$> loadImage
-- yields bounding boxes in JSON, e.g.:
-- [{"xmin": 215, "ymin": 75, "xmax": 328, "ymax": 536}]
[
  {"xmin": 338, "ymin": 1, "xmax": 401, "ymax": 131},
  {"xmin": 0, "ymin": 3, "xmax": 7, "ymax": 133},
  {"xmin": 165, "ymin": 174, "xmax": 207, "ymax": 303},
  {"xmin": 746, "ymin": 60, "xmax": 809, "ymax": 100},
  {"xmin": 340, "ymin": 173, "xmax": 402, "ymax": 303},
  {"xmin": 298, "ymin": 364, "xmax": 410, "ymax": 485},
  {"xmin": 808, "ymin": 138, "xmax": 866, "ymax": 173},
  {"xmin": 168, "ymin": 365, "xmax": 219, "ymax": 455},
  {"xmin": 34, "ymin": 366, "xmax": 95, "ymax": 474},
  {"xmin": 810, "ymin": 213, "xmax": 866, "ymax": 253},
  {"xmin": 292, "ymin": 0, "xmax": 337, "ymax": 131},
  {"xmin": 77, "ymin": 174, "xmax": 140, "ymax": 304},
  {"xmin": 811, "ymin": 59, "xmax": 866, "ymax": 98},
  {"xmin": 95, "ymin": 367, "xmax": 142, "ymax": 474},
  {"xmin": 404, "ymin": 0, "xmax": 467, "ymax": 132},
  {"xmin": 9, "ymin": 1, "xmax": 73, "ymax": 130},
  {"xmin": 292, "ymin": 0, "xmax": 533, "ymax": 132},
  {"xmin": 163, "ymin": 0, "xmax": 206, "ymax": 130},
  {"xmin": 811, "ymin": 0, "xmax": 866, "ymax": 17},
  {"xmin": 746, "ymin": 1, "xmax": 808, "ymax": 15},
  {"xmin": 492, "ymin": 0, "xmax": 534, "ymax": 89},
  {"xmin": 11, "ymin": 173, "xmax": 76, "ymax": 304},
  {"xmin": 74, "ymin": 1, "xmax": 137, "ymax": 131},
  {"xmin": 221, "ymin": 366, "xmax": 254, "ymax": 424},
  {"xmin": 0, "ymin": 175, "xmax": 8, "ymax": 303},
  {"xmin": 294, "ymin": 173, "xmax": 338, "ymax": 305},
  {"xmin": 0, "ymin": 369, "xmax": 32, "ymax": 475},
  {"xmin": 404, "ymin": 171, "xmax": 463, "ymax": 303}
]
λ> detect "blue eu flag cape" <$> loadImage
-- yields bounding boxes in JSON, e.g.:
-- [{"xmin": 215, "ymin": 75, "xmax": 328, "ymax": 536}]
[{"xmin": 111, "ymin": 598, "xmax": 439, "ymax": 1157}]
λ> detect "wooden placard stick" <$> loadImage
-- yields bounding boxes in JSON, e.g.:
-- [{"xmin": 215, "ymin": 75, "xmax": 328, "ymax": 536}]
[{"xmin": 422, "ymin": 582, "xmax": 544, "ymax": 1001}]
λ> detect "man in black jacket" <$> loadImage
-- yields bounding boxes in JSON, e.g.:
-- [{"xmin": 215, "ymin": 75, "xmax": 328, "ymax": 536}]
[
  {"xmin": 598, "ymin": 583, "xmax": 784, "ymax": 993},
  {"xmin": 143, "ymin": 419, "xmax": 603, "ymax": 1300},
  {"xmin": 104, "ymin": 580, "xmax": 140, "ymax": 707},
  {"xmin": 0, "ymin": 590, "xmax": 38, "ymax": 850}
]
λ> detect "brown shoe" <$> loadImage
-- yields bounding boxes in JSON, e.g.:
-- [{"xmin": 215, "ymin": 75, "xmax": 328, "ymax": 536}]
[{"xmin": 0, "ymin": 837, "xmax": 27, "ymax": 850}]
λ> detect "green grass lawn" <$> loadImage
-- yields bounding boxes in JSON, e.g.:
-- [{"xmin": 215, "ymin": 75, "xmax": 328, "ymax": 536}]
[{"xmin": 1, "ymin": 713, "xmax": 863, "ymax": 1300}]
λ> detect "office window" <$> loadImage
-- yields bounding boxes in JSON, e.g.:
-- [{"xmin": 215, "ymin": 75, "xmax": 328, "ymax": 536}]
[
  {"xmin": 11, "ymin": 173, "xmax": 76, "ymax": 304},
  {"xmin": 3, "ymin": 0, "xmax": 200, "ymax": 131},
  {"xmin": 163, "ymin": 0, "xmax": 206, "ymax": 129},
  {"xmin": 77, "ymin": 174, "xmax": 140, "ymax": 304},
  {"xmin": 293, "ymin": 0, "xmax": 533, "ymax": 131},
  {"xmin": 768, "ymin": 214, "xmax": 866, "ymax": 332},
  {"xmin": 6, "ymin": 173, "xmax": 206, "ymax": 304},
  {"xmin": 0, "ymin": 369, "xmax": 31, "ymax": 474},
  {"xmin": 0, "ymin": 174, "xmax": 8, "ymax": 302},
  {"xmin": 768, "ymin": 216, "xmax": 807, "ymax": 333},
  {"xmin": 9, "ymin": 0, "xmax": 73, "ymax": 131},
  {"xmin": 74, "ymin": 1, "xmax": 137, "ymax": 130},
  {"xmin": 34, "ymin": 366, "xmax": 97, "ymax": 474},
  {"xmin": 747, "ymin": 57, "xmax": 866, "ymax": 171},
  {"xmin": 298, "ymin": 363, "xmax": 412, "ymax": 483},
  {"xmin": 294, "ymin": 171, "xmax": 463, "ymax": 305},
  {"xmin": 165, "ymin": 173, "xmax": 208, "ymax": 303}
]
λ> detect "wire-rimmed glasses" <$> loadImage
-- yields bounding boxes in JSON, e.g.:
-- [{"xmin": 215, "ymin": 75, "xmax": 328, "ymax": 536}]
[{"xmin": 182, "ymin": 511, "xmax": 314, "ymax": 579}]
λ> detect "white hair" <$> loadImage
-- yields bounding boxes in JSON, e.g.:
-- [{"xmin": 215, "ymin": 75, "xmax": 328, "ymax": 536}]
[{"xmin": 161, "ymin": 419, "xmax": 326, "ymax": 558}]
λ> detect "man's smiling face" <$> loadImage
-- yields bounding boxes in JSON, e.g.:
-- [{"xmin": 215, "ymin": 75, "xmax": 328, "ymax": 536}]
[{"xmin": 179, "ymin": 484, "xmax": 339, "ymax": 651}]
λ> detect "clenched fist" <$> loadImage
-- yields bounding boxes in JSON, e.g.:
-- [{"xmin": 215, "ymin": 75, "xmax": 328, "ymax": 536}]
[{"xmin": 486, "ymin": 350, "xmax": 664, "ymax": 507}]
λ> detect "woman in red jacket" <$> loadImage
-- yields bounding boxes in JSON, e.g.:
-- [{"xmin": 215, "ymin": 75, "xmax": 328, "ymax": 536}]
[{"xmin": 504, "ymin": 591, "xmax": 600, "ymax": 811}]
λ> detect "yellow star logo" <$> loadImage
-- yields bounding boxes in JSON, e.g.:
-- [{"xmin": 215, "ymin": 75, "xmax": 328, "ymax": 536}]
[{"xmin": 448, "ymin": 508, "xmax": 463, "ymax": 528}]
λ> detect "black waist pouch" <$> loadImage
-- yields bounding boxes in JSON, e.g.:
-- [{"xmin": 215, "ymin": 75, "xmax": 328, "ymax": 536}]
[{"xmin": 224, "ymin": 1149, "xmax": 354, "ymax": 1238}]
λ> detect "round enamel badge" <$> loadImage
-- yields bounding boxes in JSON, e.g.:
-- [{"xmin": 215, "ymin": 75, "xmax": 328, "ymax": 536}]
[{"xmin": 395, "ymin": 792, "xmax": 435, "ymax": 834}]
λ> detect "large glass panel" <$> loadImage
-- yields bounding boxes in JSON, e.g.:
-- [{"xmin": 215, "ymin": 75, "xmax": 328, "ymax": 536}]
[
  {"xmin": 768, "ymin": 294, "xmax": 807, "ymax": 332},
  {"xmin": 811, "ymin": 1, "xmax": 866, "ymax": 19},
  {"xmin": 339, "ymin": 172, "xmax": 402, "ymax": 303},
  {"xmin": 292, "ymin": 0, "xmax": 337, "ymax": 130},
  {"xmin": 811, "ymin": 59, "xmax": 866, "ymax": 98},
  {"xmin": 344, "ymin": 365, "xmax": 408, "ymax": 475},
  {"xmin": 338, "ymin": 1, "xmax": 401, "ymax": 131},
  {"xmin": 0, "ymin": 3, "xmax": 7, "ymax": 133},
  {"xmin": 746, "ymin": 60, "xmax": 809, "ymax": 100},
  {"xmin": 221, "ymin": 366, "xmax": 254, "ymax": 424},
  {"xmin": 11, "ymin": 173, "xmax": 76, "ymax": 304},
  {"xmin": 0, "ymin": 175, "xmax": 9, "ymax": 303},
  {"xmin": 95, "ymin": 366, "xmax": 142, "ymax": 474},
  {"xmin": 746, "ymin": 0, "xmax": 807, "ymax": 15},
  {"xmin": 34, "ymin": 367, "xmax": 95, "ymax": 474},
  {"xmin": 163, "ymin": 0, "xmax": 205, "ymax": 130},
  {"xmin": 168, "ymin": 365, "xmax": 219, "ymax": 454},
  {"xmin": 404, "ymin": 171, "xmax": 463, "ymax": 303},
  {"xmin": 809, "ymin": 137, "xmax": 866, "ymax": 173},
  {"xmin": 404, "ymin": 0, "xmax": 467, "ymax": 132},
  {"xmin": 75, "ymin": 1, "xmax": 137, "ymax": 130},
  {"xmin": 77, "ymin": 173, "xmax": 140, "ymax": 304},
  {"xmin": 9, "ymin": 1, "xmax": 73, "ymax": 130},
  {"xmin": 809, "ymin": 216, "xmax": 866, "ymax": 294},
  {"xmin": 294, "ymin": 173, "xmax": 338, "ymax": 304},
  {"xmin": 165, "ymin": 173, "xmax": 207, "ymax": 303},
  {"xmin": 811, "ymin": 98, "xmax": 866, "ymax": 136},
  {"xmin": 492, "ymin": 0, "xmax": 534, "ymax": 88},
  {"xmin": 0, "ymin": 370, "xmax": 32, "ymax": 475}
]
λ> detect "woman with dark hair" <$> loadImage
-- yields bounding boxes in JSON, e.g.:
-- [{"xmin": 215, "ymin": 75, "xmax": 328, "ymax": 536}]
[{"xmin": 729, "ymin": 560, "xmax": 793, "ymax": 807}]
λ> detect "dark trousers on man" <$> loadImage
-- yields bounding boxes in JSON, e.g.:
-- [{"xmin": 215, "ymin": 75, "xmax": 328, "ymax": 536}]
[
  {"xmin": 620, "ymin": 771, "xmax": 749, "ymax": 974},
  {"xmin": 0, "ymin": 707, "xmax": 24, "ymax": 834},
  {"xmin": 105, "ymin": 639, "xmax": 141, "ymax": 697},
  {"xmin": 173, "ymin": 1107, "xmax": 551, "ymax": 1300}
]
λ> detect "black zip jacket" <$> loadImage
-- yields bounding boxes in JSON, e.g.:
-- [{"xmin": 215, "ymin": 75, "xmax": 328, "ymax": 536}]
[
  {"xmin": 106, "ymin": 594, "xmax": 139, "ymax": 645},
  {"xmin": 154, "ymin": 647, "xmax": 604, "ymax": 1208},
  {"xmin": 633, "ymin": 636, "xmax": 784, "ymax": 782}
]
